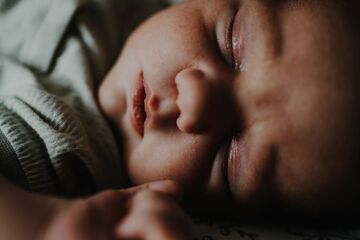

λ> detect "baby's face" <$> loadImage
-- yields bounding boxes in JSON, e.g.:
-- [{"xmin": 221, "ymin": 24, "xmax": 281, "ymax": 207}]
[{"xmin": 99, "ymin": 0, "xmax": 360, "ymax": 217}]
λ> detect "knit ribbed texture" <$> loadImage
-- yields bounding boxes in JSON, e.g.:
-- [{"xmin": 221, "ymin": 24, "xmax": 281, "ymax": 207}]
[
  {"xmin": 0, "ymin": 0, "xmax": 172, "ymax": 195},
  {"xmin": 0, "ymin": 108, "xmax": 29, "ymax": 189},
  {"xmin": 0, "ymin": 100, "xmax": 57, "ymax": 194}
]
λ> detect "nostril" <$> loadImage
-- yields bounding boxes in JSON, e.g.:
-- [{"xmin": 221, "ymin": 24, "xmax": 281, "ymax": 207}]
[
  {"xmin": 175, "ymin": 66, "xmax": 235, "ymax": 135},
  {"xmin": 175, "ymin": 68, "xmax": 209, "ymax": 134},
  {"xmin": 177, "ymin": 114, "xmax": 204, "ymax": 133},
  {"xmin": 148, "ymin": 95, "xmax": 160, "ymax": 112},
  {"xmin": 149, "ymin": 95, "xmax": 180, "ymax": 129},
  {"xmin": 157, "ymin": 98, "xmax": 179, "ymax": 116}
]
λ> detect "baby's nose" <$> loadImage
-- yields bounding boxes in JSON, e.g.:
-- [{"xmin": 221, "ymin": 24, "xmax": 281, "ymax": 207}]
[{"xmin": 175, "ymin": 68, "xmax": 233, "ymax": 134}]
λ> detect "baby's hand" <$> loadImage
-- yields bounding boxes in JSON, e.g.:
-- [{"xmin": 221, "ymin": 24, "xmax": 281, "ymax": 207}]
[
  {"xmin": 116, "ymin": 184, "xmax": 190, "ymax": 240},
  {"xmin": 44, "ymin": 180, "xmax": 190, "ymax": 240}
]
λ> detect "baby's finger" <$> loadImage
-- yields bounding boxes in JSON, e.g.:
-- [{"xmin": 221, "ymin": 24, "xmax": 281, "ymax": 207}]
[
  {"xmin": 116, "ymin": 190, "xmax": 190, "ymax": 240},
  {"xmin": 121, "ymin": 180, "xmax": 184, "ymax": 201},
  {"xmin": 118, "ymin": 215, "xmax": 190, "ymax": 240}
]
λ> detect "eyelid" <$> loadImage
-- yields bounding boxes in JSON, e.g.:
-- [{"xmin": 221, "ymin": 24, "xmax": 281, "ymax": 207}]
[
  {"xmin": 231, "ymin": 8, "xmax": 245, "ymax": 72},
  {"xmin": 216, "ymin": 11, "xmax": 236, "ymax": 67}
]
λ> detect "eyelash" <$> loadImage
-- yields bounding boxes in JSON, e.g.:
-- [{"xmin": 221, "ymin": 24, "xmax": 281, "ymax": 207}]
[
  {"xmin": 224, "ymin": 17, "xmax": 235, "ymax": 68},
  {"xmin": 217, "ymin": 7, "xmax": 245, "ymax": 73}
]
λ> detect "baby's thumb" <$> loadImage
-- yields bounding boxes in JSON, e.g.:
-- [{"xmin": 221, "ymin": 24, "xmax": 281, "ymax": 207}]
[
  {"xmin": 147, "ymin": 180, "xmax": 184, "ymax": 200},
  {"xmin": 125, "ymin": 180, "xmax": 184, "ymax": 201}
]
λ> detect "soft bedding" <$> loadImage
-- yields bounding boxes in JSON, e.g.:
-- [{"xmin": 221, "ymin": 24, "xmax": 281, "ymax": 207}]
[{"xmin": 190, "ymin": 219, "xmax": 360, "ymax": 240}]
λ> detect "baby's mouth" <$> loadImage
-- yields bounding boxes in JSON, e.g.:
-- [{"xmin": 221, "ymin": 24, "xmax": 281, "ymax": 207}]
[{"xmin": 131, "ymin": 75, "xmax": 147, "ymax": 137}]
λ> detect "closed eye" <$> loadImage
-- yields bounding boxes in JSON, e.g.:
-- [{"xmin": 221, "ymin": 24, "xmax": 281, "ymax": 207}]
[{"xmin": 216, "ymin": 11, "xmax": 236, "ymax": 68}]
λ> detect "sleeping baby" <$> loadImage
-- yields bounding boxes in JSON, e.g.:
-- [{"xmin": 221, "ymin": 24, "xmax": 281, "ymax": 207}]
[{"xmin": 0, "ymin": 0, "xmax": 360, "ymax": 239}]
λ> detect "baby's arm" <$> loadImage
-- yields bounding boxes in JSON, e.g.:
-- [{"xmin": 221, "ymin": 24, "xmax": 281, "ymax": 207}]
[
  {"xmin": 0, "ymin": 177, "xmax": 190, "ymax": 240},
  {"xmin": 0, "ymin": 176, "xmax": 61, "ymax": 239}
]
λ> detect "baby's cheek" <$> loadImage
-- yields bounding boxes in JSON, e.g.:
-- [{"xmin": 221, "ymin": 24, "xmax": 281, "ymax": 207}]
[
  {"xmin": 275, "ymin": 135, "xmax": 357, "ymax": 216},
  {"xmin": 127, "ymin": 134, "xmax": 215, "ymax": 192},
  {"xmin": 98, "ymin": 76, "xmax": 125, "ymax": 122}
]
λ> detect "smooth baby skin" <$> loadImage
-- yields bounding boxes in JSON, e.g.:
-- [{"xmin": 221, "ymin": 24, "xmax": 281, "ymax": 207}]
[
  {"xmin": 99, "ymin": 0, "xmax": 360, "ymax": 217},
  {"xmin": 1, "ymin": 1, "xmax": 360, "ymax": 240},
  {"xmin": 0, "ymin": 177, "xmax": 189, "ymax": 240}
]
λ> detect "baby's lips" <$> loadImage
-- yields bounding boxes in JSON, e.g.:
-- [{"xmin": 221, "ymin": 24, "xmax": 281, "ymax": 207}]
[{"xmin": 131, "ymin": 76, "xmax": 147, "ymax": 137}]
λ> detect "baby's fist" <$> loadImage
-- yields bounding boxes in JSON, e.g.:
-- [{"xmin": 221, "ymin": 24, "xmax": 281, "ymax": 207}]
[
  {"xmin": 43, "ymin": 180, "xmax": 189, "ymax": 240},
  {"xmin": 117, "ymin": 181, "xmax": 191, "ymax": 240}
]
